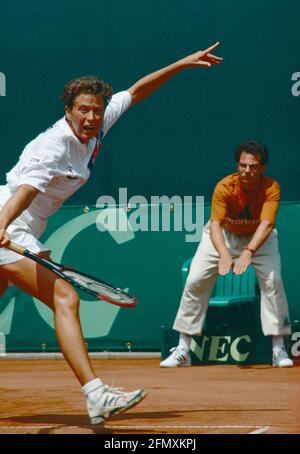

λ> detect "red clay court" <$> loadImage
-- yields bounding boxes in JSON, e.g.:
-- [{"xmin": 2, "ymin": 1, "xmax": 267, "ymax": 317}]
[{"xmin": 0, "ymin": 357, "xmax": 299, "ymax": 435}]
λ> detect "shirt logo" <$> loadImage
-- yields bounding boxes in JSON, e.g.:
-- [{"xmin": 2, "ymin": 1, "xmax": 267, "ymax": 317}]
[
  {"xmin": 225, "ymin": 217, "xmax": 260, "ymax": 226},
  {"xmin": 66, "ymin": 167, "xmax": 78, "ymax": 180}
]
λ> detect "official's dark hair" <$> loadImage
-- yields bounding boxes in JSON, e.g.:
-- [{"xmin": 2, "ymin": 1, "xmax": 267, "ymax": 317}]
[
  {"xmin": 60, "ymin": 76, "xmax": 112, "ymax": 108},
  {"xmin": 234, "ymin": 140, "xmax": 269, "ymax": 165}
]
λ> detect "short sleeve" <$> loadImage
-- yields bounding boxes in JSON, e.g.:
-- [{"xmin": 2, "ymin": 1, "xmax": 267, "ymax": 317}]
[
  {"xmin": 260, "ymin": 180, "xmax": 281, "ymax": 224},
  {"xmin": 16, "ymin": 137, "xmax": 64, "ymax": 193},
  {"xmin": 102, "ymin": 91, "xmax": 132, "ymax": 137},
  {"xmin": 210, "ymin": 182, "xmax": 229, "ymax": 223}
]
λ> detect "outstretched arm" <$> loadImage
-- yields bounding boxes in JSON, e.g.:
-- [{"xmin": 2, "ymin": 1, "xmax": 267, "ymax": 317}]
[{"xmin": 128, "ymin": 42, "xmax": 222, "ymax": 106}]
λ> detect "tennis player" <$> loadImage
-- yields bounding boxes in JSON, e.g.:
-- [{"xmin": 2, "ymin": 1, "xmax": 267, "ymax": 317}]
[
  {"xmin": 161, "ymin": 141, "xmax": 293, "ymax": 369},
  {"xmin": 0, "ymin": 43, "xmax": 222, "ymax": 424}
]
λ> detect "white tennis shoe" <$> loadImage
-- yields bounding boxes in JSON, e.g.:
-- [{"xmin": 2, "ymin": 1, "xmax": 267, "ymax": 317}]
[
  {"xmin": 160, "ymin": 346, "xmax": 191, "ymax": 368},
  {"xmin": 87, "ymin": 385, "xmax": 147, "ymax": 424},
  {"xmin": 272, "ymin": 346, "xmax": 294, "ymax": 368}
]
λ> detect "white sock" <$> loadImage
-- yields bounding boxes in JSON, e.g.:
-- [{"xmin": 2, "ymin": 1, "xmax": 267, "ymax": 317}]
[
  {"xmin": 179, "ymin": 333, "xmax": 192, "ymax": 352},
  {"xmin": 272, "ymin": 336, "xmax": 284, "ymax": 350},
  {"xmin": 82, "ymin": 378, "xmax": 104, "ymax": 403}
]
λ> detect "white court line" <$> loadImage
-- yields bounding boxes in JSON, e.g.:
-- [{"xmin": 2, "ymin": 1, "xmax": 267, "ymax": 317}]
[
  {"xmin": 0, "ymin": 426, "xmax": 64, "ymax": 430},
  {"xmin": 2, "ymin": 352, "xmax": 160, "ymax": 360},
  {"xmin": 0, "ymin": 424, "xmax": 267, "ymax": 431},
  {"xmin": 107, "ymin": 424, "xmax": 264, "ymax": 431},
  {"xmin": 248, "ymin": 426, "xmax": 270, "ymax": 435}
]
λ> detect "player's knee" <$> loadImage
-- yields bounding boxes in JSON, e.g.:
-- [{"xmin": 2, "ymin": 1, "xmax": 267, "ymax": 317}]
[{"xmin": 54, "ymin": 287, "xmax": 80, "ymax": 315}]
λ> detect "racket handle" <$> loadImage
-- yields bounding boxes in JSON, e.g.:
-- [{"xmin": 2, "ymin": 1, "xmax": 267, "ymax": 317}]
[{"xmin": 6, "ymin": 241, "xmax": 26, "ymax": 256}]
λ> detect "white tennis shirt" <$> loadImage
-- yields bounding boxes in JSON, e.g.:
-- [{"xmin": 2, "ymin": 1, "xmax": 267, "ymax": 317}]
[
  {"xmin": 3, "ymin": 90, "xmax": 132, "ymax": 239},
  {"xmin": 0, "ymin": 90, "xmax": 132, "ymax": 264}
]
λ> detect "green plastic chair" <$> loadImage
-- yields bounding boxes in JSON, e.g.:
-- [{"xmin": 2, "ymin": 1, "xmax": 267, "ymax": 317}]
[{"xmin": 181, "ymin": 258, "xmax": 260, "ymax": 307}]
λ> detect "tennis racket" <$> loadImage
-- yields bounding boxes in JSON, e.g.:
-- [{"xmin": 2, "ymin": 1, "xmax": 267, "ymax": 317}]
[{"xmin": 6, "ymin": 241, "xmax": 138, "ymax": 308}]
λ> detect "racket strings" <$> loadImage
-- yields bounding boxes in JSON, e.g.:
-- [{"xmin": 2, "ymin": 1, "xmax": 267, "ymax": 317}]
[{"xmin": 63, "ymin": 269, "xmax": 136, "ymax": 306}]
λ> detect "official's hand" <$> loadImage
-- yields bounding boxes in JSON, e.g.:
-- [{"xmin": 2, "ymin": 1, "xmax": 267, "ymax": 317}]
[
  {"xmin": 233, "ymin": 250, "xmax": 252, "ymax": 275},
  {"xmin": 180, "ymin": 42, "xmax": 223, "ymax": 68},
  {"xmin": 218, "ymin": 253, "xmax": 233, "ymax": 275},
  {"xmin": 0, "ymin": 228, "xmax": 10, "ymax": 248}
]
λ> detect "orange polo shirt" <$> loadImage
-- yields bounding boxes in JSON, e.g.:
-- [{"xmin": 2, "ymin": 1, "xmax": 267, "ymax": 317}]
[{"xmin": 210, "ymin": 173, "xmax": 280, "ymax": 235}]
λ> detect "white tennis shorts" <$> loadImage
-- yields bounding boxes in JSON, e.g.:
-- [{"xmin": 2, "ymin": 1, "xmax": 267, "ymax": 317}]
[{"xmin": 0, "ymin": 185, "xmax": 50, "ymax": 265}]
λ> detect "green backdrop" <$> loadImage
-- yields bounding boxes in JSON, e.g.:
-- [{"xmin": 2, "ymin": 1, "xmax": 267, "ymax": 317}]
[{"xmin": 1, "ymin": 0, "xmax": 300, "ymax": 202}]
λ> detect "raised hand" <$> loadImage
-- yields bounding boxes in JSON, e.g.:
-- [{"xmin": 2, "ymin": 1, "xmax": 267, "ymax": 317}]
[{"xmin": 180, "ymin": 42, "xmax": 223, "ymax": 68}]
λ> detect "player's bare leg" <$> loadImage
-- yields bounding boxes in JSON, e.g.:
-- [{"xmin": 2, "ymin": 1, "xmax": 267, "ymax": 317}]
[
  {"xmin": 0, "ymin": 277, "xmax": 8, "ymax": 297},
  {"xmin": 0, "ymin": 254, "xmax": 146, "ymax": 423},
  {"xmin": 0, "ymin": 254, "xmax": 96, "ymax": 385}
]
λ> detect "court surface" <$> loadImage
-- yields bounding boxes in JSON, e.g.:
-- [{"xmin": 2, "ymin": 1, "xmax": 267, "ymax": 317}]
[{"xmin": 0, "ymin": 358, "xmax": 299, "ymax": 434}]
